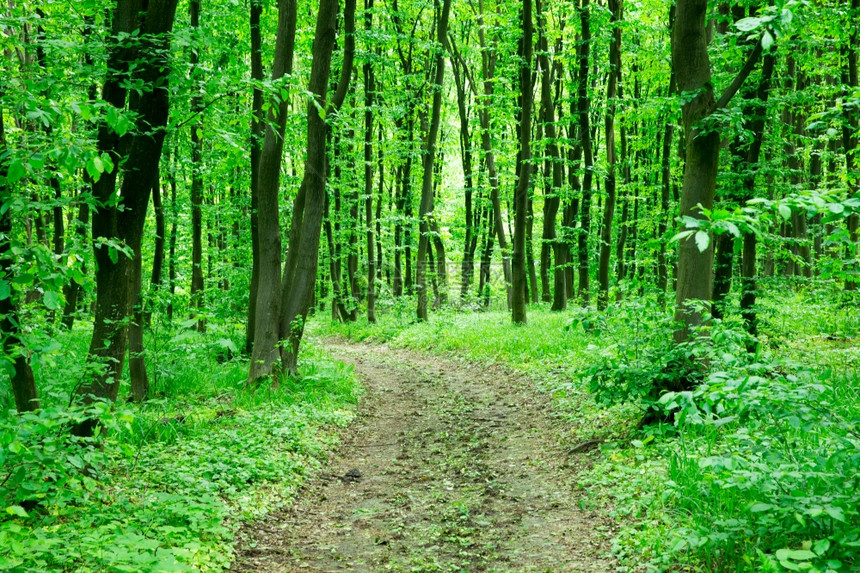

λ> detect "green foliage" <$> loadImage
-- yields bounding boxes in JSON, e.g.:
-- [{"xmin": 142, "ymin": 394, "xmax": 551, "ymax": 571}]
[{"xmin": 0, "ymin": 328, "xmax": 360, "ymax": 572}]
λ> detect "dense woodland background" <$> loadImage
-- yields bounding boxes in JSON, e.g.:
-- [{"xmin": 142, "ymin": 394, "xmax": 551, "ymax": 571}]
[{"xmin": 1, "ymin": 0, "xmax": 859, "ymax": 570}]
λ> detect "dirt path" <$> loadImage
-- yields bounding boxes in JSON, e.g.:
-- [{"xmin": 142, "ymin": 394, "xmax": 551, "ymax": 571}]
[{"xmin": 231, "ymin": 341, "xmax": 615, "ymax": 572}]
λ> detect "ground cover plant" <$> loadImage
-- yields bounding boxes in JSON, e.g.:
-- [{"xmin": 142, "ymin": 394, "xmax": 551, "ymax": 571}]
[{"xmin": 0, "ymin": 324, "xmax": 360, "ymax": 572}]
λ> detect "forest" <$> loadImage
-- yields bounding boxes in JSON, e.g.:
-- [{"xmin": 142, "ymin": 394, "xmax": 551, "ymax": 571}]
[{"xmin": 1, "ymin": 0, "xmax": 859, "ymax": 569}]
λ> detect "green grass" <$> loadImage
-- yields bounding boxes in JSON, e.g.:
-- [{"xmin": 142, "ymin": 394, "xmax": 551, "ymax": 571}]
[{"xmin": 0, "ymin": 321, "xmax": 361, "ymax": 572}]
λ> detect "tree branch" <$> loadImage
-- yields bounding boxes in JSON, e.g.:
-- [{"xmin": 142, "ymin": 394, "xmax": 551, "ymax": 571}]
[{"xmin": 714, "ymin": 36, "xmax": 764, "ymax": 111}]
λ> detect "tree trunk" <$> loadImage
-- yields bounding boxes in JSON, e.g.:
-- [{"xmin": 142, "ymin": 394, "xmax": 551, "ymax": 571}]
[
  {"xmin": 247, "ymin": 0, "xmax": 298, "ymax": 381},
  {"xmin": 416, "ymin": 0, "xmax": 452, "ymax": 321},
  {"xmin": 1, "ymin": 98, "xmax": 39, "ymax": 412},
  {"xmin": 278, "ymin": 0, "xmax": 349, "ymax": 374},
  {"xmin": 511, "ymin": 0, "xmax": 533, "ymax": 324},
  {"xmin": 189, "ymin": 0, "xmax": 205, "ymax": 332},
  {"xmin": 475, "ymin": 0, "xmax": 512, "ymax": 309},
  {"xmin": 245, "ymin": 0, "xmax": 264, "ymax": 354},
  {"xmin": 576, "ymin": 1, "xmax": 593, "ymax": 305},
  {"xmin": 671, "ymin": 0, "xmax": 720, "ymax": 342},
  {"xmin": 597, "ymin": 0, "xmax": 622, "ymax": 310},
  {"xmin": 844, "ymin": 0, "xmax": 859, "ymax": 290},
  {"xmin": 364, "ymin": 0, "xmax": 377, "ymax": 323},
  {"xmin": 167, "ymin": 148, "xmax": 178, "ymax": 322},
  {"xmin": 77, "ymin": 0, "xmax": 178, "ymax": 422}
]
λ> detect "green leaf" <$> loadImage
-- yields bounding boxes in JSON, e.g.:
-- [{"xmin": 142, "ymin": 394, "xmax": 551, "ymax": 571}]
[
  {"xmin": 827, "ymin": 203, "xmax": 845, "ymax": 214},
  {"xmin": 750, "ymin": 503, "xmax": 773, "ymax": 512},
  {"xmin": 778, "ymin": 204, "xmax": 791, "ymax": 220},
  {"xmin": 43, "ymin": 290, "xmax": 60, "ymax": 310},
  {"xmin": 694, "ymin": 230, "xmax": 710, "ymax": 252},
  {"xmin": 761, "ymin": 30, "xmax": 774, "ymax": 51},
  {"xmin": 7, "ymin": 159, "xmax": 27, "ymax": 184},
  {"xmin": 5, "ymin": 505, "xmax": 28, "ymax": 518},
  {"xmin": 0, "ymin": 280, "xmax": 10, "ymax": 301},
  {"xmin": 812, "ymin": 539, "xmax": 831, "ymax": 556},
  {"xmin": 735, "ymin": 16, "xmax": 764, "ymax": 31},
  {"xmin": 670, "ymin": 230, "xmax": 695, "ymax": 243},
  {"xmin": 824, "ymin": 506, "xmax": 845, "ymax": 522},
  {"xmin": 776, "ymin": 549, "xmax": 817, "ymax": 561}
]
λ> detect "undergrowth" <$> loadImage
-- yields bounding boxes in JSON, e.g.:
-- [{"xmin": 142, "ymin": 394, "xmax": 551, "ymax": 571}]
[
  {"xmin": 311, "ymin": 286, "xmax": 860, "ymax": 573},
  {"xmin": 0, "ymin": 322, "xmax": 360, "ymax": 572}
]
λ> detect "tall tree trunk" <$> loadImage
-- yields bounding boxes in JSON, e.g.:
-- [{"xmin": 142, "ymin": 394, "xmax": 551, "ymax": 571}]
[
  {"xmin": 597, "ymin": 0, "xmax": 622, "ymax": 310},
  {"xmin": 247, "ymin": 0, "xmax": 298, "ymax": 381},
  {"xmin": 1, "ymin": 96, "xmax": 39, "ymax": 412},
  {"xmin": 511, "ymin": 0, "xmax": 533, "ymax": 324},
  {"xmin": 364, "ymin": 0, "xmax": 377, "ymax": 323},
  {"xmin": 167, "ymin": 148, "xmax": 178, "ymax": 322},
  {"xmin": 475, "ymin": 0, "xmax": 512, "ymax": 309},
  {"xmin": 672, "ymin": 0, "xmax": 762, "ymax": 342},
  {"xmin": 77, "ymin": 0, "xmax": 179, "ymax": 420},
  {"xmin": 844, "ymin": 0, "xmax": 859, "ymax": 290},
  {"xmin": 576, "ymin": 2, "xmax": 593, "ymax": 305},
  {"xmin": 738, "ymin": 52, "xmax": 774, "ymax": 340},
  {"xmin": 245, "ymin": 0, "xmax": 264, "ymax": 354},
  {"xmin": 450, "ymin": 38, "xmax": 477, "ymax": 299},
  {"xmin": 278, "ymin": 0, "xmax": 350, "ymax": 374},
  {"xmin": 416, "ymin": 0, "xmax": 452, "ymax": 321},
  {"xmin": 189, "ymin": 0, "xmax": 205, "ymax": 332}
]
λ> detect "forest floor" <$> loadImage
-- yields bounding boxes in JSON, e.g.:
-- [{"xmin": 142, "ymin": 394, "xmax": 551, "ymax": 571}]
[{"xmin": 231, "ymin": 339, "xmax": 616, "ymax": 572}]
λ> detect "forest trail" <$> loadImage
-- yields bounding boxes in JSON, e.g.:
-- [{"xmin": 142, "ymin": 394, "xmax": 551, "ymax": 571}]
[{"xmin": 231, "ymin": 341, "xmax": 615, "ymax": 572}]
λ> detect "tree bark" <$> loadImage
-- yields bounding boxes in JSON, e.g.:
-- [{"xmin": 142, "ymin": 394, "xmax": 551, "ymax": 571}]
[
  {"xmin": 416, "ymin": 0, "xmax": 452, "ymax": 321},
  {"xmin": 278, "ymin": 0, "xmax": 347, "ymax": 373},
  {"xmin": 671, "ymin": 0, "xmax": 720, "ymax": 342},
  {"xmin": 77, "ymin": 0, "xmax": 178, "ymax": 419},
  {"xmin": 511, "ymin": 0, "xmax": 533, "ymax": 324},
  {"xmin": 576, "ymin": 1, "xmax": 593, "ymax": 305},
  {"xmin": 364, "ymin": 0, "xmax": 377, "ymax": 323},
  {"xmin": 245, "ymin": 0, "xmax": 264, "ymax": 354},
  {"xmin": 597, "ymin": 0, "xmax": 622, "ymax": 310},
  {"xmin": 247, "ymin": 0, "xmax": 298, "ymax": 381},
  {"xmin": 189, "ymin": 0, "xmax": 205, "ymax": 332},
  {"xmin": 844, "ymin": 0, "xmax": 859, "ymax": 290},
  {"xmin": 1, "ymin": 96, "xmax": 39, "ymax": 412}
]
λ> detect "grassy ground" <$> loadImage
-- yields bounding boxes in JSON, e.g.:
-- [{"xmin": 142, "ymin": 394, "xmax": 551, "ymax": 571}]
[
  {"xmin": 0, "ymin": 323, "xmax": 361, "ymax": 572},
  {"xmin": 310, "ymin": 286, "xmax": 860, "ymax": 573}
]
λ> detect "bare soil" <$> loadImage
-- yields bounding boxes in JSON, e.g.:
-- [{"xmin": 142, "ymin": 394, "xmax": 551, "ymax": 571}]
[{"xmin": 231, "ymin": 340, "xmax": 616, "ymax": 572}]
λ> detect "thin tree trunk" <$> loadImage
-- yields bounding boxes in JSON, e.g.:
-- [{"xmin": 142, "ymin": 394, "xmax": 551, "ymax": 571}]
[
  {"xmin": 1, "ymin": 97, "xmax": 39, "ymax": 412},
  {"xmin": 364, "ymin": 0, "xmax": 377, "ymax": 323},
  {"xmin": 416, "ymin": 0, "xmax": 452, "ymax": 321},
  {"xmin": 245, "ymin": 0, "xmax": 264, "ymax": 354},
  {"xmin": 597, "ymin": 0, "xmax": 622, "ymax": 310},
  {"xmin": 576, "ymin": 1, "xmax": 593, "ymax": 305},
  {"xmin": 511, "ymin": 0, "xmax": 533, "ymax": 324},
  {"xmin": 844, "ymin": 0, "xmax": 859, "ymax": 290},
  {"xmin": 189, "ymin": 0, "xmax": 205, "ymax": 332}
]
